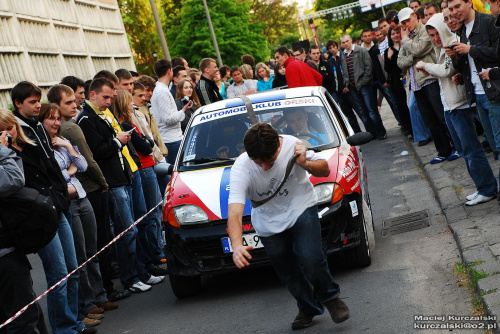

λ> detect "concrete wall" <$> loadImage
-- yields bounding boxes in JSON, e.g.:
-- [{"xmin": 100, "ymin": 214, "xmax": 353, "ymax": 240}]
[{"xmin": 0, "ymin": 0, "xmax": 136, "ymax": 107}]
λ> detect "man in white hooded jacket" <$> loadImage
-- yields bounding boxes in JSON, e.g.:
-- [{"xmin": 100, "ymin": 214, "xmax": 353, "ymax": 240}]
[{"xmin": 416, "ymin": 13, "xmax": 498, "ymax": 206}]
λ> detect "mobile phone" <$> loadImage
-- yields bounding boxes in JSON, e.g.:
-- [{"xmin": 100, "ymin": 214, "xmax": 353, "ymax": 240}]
[
  {"xmin": 446, "ymin": 45, "xmax": 455, "ymax": 49},
  {"xmin": 0, "ymin": 132, "xmax": 12, "ymax": 145},
  {"xmin": 181, "ymin": 96, "xmax": 190, "ymax": 103}
]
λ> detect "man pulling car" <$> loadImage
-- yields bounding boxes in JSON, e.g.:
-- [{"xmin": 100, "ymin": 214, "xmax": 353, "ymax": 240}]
[{"xmin": 227, "ymin": 122, "xmax": 350, "ymax": 330}]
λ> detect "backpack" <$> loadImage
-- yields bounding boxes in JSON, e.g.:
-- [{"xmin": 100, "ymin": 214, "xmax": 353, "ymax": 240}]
[{"xmin": 0, "ymin": 187, "xmax": 59, "ymax": 254}]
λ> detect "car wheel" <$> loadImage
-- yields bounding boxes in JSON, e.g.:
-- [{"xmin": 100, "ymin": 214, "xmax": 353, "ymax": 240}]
[
  {"xmin": 345, "ymin": 199, "xmax": 371, "ymax": 268},
  {"xmin": 169, "ymin": 273, "xmax": 202, "ymax": 298}
]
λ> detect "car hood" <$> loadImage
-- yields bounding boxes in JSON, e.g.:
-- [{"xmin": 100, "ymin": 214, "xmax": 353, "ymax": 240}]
[{"xmin": 166, "ymin": 148, "xmax": 340, "ymax": 221}]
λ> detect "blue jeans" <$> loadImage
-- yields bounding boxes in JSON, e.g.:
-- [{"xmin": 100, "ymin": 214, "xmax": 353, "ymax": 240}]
[
  {"xmin": 348, "ymin": 84, "xmax": 386, "ymax": 138},
  {"xmin": 139, "ymin": 167, "xmax": 165, "ymax": 261},
  {"xmin": 165, "ymin": 140, "xmax": 181, "ymax": 165},
  {"xmin": 259, "ymin": 206, "xmax": 340, "ymax": 316},
  {"xmin": 373, "ymin": 81, "xmax": 401, "ymax": 123},
  {"xmin": 409, "ymin": 91, "xmax": 432, "ymax": 142},
  {"xmin": 445, "ymin": 108, "xmax": 497, "ymax": 197},
  {"xmin": 475, "ymin": 94, "xmax": 500, "ymax": 155},
  {"xmin": 70, "ymin": 197, "xmax": 107, "ymax": 314},
  {"xmin": 38, "ymin": 213, "xmax": 84, "ymax": 334},
  {"xmin": 108, "ymin": 186, "xmax": 140, "ymax": 289}
]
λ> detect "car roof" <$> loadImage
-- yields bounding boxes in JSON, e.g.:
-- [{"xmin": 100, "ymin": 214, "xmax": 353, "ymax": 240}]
[{"xmin": 197, "ymin": 86, "xmax": 326, "ymax": 115}]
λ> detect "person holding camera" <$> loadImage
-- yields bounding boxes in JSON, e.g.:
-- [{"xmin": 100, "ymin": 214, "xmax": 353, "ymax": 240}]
[{"xmin": 175, "ymin": 78, "xmax": 200, "ymax": 133}]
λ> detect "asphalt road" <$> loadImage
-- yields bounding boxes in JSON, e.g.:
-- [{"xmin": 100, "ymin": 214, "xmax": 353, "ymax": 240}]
[{"xmin": 26, "ymin": 106, "xmax": 482, "ymax": 334}]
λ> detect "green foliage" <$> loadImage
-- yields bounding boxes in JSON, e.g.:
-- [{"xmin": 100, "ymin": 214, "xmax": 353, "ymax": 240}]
[
  {"xmin": 239, "ymin": 0, "xmax": 300, "ymax": 49},
  {"xmin": 164, "ymin": 0, "xmax": 270, "ymax": 67},
  {"xmin": 117, "ymin": 0, "xmax": 163, "ymax": 75},
  {"xmin": 313, "ymin": 0, "xmax": 407, "ymax": 42}
]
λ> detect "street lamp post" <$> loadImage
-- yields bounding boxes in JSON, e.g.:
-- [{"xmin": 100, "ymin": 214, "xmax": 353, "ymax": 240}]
[
  {"xmin": 149, "ymin": 0, "xmax": 171, "ymax": 60},
  {"xmin": 202, "ymin": 0, "xmax": 223, "ymax": 67}
]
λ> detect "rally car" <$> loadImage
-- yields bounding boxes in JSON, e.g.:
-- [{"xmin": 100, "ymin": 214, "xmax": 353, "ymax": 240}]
[{"xmin": 162, "ymin": 87, "xmax": 375, "ymax": 298}]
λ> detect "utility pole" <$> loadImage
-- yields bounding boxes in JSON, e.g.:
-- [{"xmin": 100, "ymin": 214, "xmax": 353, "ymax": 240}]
[
  {"xmin": 202, "ymin": 0, "xmax": 223, "ymax": 67},
  {"xmin": 149, "ymin": 0, "xmax": 171, "ymax": 60}
]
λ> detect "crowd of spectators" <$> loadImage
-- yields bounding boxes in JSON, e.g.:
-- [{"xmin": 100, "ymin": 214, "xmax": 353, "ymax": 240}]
[{"xmin": 2, "ymin": 0, "xmax": 500, "ymax": 331}]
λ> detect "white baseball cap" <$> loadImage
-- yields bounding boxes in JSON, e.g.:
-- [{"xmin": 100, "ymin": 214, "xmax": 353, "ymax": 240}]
[{"xmin": 398, "ymin": 7, "xmax": 414, "ymax": 22}]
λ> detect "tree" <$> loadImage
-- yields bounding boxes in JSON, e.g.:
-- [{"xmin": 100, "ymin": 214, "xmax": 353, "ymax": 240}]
[
  {"xmin": 164, "ymin": 0, "xmax": 270, "ymax": 67},
  {"xmin": 240, "ymin": 0, "xmax": 300, "ymax": 48},
  {"xmin": 117, "ymin": 0, "xmax": 164, "ymax": 75},
  {"xmin": 312, "ymin": 0, "xmax": 407, "ymax": 41}
]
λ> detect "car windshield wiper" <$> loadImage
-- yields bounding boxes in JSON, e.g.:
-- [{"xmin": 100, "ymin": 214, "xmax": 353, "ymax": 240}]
[{"xmin": 182, "ymin": 157, "xmax": 233, "ymax": 165}]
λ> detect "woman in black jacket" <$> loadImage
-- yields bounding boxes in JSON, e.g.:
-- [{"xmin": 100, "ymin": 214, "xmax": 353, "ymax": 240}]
[
  {"xmin": 272, "ymin": 63, "xmax": 288, "ymax": 89},
  {"xmin": 175, "ymin": 78, "xmax": 200, "ymax": 133},
  {"xmin": 384, "ymin": 27, "xmax": 412, "ymax": 136}
]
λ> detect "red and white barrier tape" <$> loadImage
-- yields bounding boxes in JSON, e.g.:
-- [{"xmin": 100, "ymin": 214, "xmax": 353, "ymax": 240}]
[{"xmin": 0, "ymin": 199, "xmax": 164, "ymax": 329}]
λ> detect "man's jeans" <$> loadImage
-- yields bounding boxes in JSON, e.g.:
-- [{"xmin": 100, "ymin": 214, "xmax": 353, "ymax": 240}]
[
  {"xmin": 476, "ymin": 94, "xmax": 500, "ymax": 156},
  {"xmin": 409, "ymin": 91, "xmax": 432, "ymax": 142},
  {"xmin": 108, "ymin": 186, "xmax": 140, "ymax": 289},
  {"xmin": 338, "ymin": 93, "xmax": 362, "ymax": 133},
  {"xmin": 414, "ymin": 82, "xmax": 453, "ymax": 157},
  {"xmin": 260, "ymin": 206, "xmax": 340, "ymax": 316},
  {"xmin": 165, "ymin": 140, "xmax": 181, "ymax": 165},
  {"xmin": 444, "ymin": 108, "xmax": 497, "ymax": 197},
  {"xmin": 70, "ymin": 197, "xmax": 107, "ymax": 314},
  {"xmin": 348, "ymin": 84, "xmax": 386, "ymax": 138},
  {"xmin": 373, "ymin": 81, "xmax": 401, "ymax": 123},
  {"xmin": 38, "ymin": 213, "xmax": 84, "ymax": 334},
  {"xmin": 138, "ymin": 166, "xmax": 165, "ymax": 261}
]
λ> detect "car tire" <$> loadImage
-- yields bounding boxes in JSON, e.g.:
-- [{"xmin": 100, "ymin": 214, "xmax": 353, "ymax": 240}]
[
  {"xmin": 169, "ymin": 273, "xmax": 202, "ymax": 298},
  {"xmin": 345, "ymin": 198, "xmax": 371, "ymax": 268}
]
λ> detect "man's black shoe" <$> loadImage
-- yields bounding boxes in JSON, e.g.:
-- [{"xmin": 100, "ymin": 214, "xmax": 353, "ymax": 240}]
[
  {"xmin": 418, "ymin": 139, "xmax": 432, "ymax": 147},
  {"xmin": 107, "ymin": 289, "xmax": 131, "ymax": 302},
  {"xmin": 324, "ymin": 298, "xmax": 350, "ymax": 324},
  {"xmin": 79, "ymin": 327, "xmax": 98, "ymax": 334},
  {"xmin": 149, "ymin": 265, "xmax": 168, "ymax": 276},
  {"xmin": 292, "ymin": 311, "xmax": 315, "ymax": 330}
]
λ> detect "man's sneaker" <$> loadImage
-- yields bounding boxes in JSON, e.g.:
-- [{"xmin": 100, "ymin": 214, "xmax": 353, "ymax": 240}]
[
  {"xmin": 377, "ymin": 133, "xmax": 387, "ymax": 140},
  {"xmin": 145, "ymin": 275, "xmax": 164, "ymax": 285},
  {"xmin": 324, "ymin": 298, "xmax": 350, "ymax": 324},
  {"xmin": 446, "ymin": 151, "xmax": 460, "ymax": 161},
  {"xmin": 418, "ymin": 138, "xmax": 432, "ymax": 147},
  {"xmin": 82, "ymin": 318, "xmax": 100, "ymax": 327},
  {"xmin": 466, "ymin": 194, "xmax": 495, "ymax": 206},
  {"xmin": 128, "ymin": 281, "xmax": 152, "ymax": 293},
  {"xmin": 98, "ymin": 301, "xmax": 117, "ymax": 311},
  {"xmin": 149, "ymin": 265, "xmax": 168, "ymax": 276},
  {"xmin": 107, "ymin": 289, "xmax": 131, "ymax": 302},
  {"xmin": 87, "ymin": 314, "xmax": 103, "ymax": 320},
  {"xmin": 88, "ymin": 307, "xmax": 104, "ymax": 314},
  {"xmin": 430, "ymin": 156, "xmax": 446, "ymax": 164},
  {"xmin": 291, "ymin": 311, "xmax": 315, "ymax": 330},
  {"xmin": 466, "ymin": 191, "xmax": 479, "ymax": 201}
]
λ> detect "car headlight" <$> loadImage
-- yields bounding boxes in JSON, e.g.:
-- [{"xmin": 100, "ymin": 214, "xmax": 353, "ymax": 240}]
[
  {"xmin": 314, "ymin": 183, "xmax": 334, "ymax": 205},
  {"xmin": 173, "ymin": 205, "xmax": 209, "ymax": 225},
  {"xmin": 314, "ymin": 182, "xmax": 344, "ymax": 205}
]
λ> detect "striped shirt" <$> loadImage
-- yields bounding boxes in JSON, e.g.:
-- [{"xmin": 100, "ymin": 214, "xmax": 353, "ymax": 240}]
[
  {"xmin": 53, "ymin": 138, "xmax": 88, "ymax": 199},
  {"xmin": 344, "ymin": 46, "xmax": 356, "ymax": 86}
]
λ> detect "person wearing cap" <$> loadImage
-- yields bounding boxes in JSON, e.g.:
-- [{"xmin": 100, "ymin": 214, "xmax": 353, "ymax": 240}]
[{"xmin": 397, "ymin": 7, "xmax": 458, "ymax": 165}]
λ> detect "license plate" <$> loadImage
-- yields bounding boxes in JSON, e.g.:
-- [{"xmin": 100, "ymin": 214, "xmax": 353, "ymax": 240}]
[{"xmin": 221, "ymin": 233, "xmax": 264, "ymax": 254}]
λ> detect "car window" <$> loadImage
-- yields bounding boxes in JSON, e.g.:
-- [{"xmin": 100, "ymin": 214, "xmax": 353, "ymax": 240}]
[{"xmin": 179, "ymin": 96, "xmax": 340, "ymax": 169}]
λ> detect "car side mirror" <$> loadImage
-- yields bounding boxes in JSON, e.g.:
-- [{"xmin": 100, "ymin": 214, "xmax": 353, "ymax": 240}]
[{"xmin": 346, "ymin": 132, "xmax": 373, "ymax": 146}]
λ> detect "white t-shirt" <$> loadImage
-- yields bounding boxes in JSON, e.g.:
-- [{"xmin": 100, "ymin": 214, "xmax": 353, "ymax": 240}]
[
  {"xmin": 465, "ymin": 20, "xmax": 485, "ymax": 95},
  {"xmin": 228, "ymin": 135, "xmax": 324, "ymax": 237}
]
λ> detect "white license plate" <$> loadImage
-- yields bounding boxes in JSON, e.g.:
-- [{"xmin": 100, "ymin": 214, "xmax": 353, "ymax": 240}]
[{"xmin": 221, "ymin": 233, "xmax": 264, "ymax": 254}]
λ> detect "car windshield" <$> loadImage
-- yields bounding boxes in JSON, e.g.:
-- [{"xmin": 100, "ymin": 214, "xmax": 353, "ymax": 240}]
[{"xmin": 178, "ymin": 96, "xmax": 340, "ymax": 169}]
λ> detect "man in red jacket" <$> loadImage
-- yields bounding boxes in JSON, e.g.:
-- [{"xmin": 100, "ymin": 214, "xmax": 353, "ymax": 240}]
[{"xmin": 274, "ymin": 46, "xmax": 323, "ymax": 88}]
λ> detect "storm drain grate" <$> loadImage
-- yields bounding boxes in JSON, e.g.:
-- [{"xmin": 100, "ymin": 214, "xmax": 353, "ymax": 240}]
[{"xmin": 382, "ymin": 210, "xmax": 430, "ymax": 237}]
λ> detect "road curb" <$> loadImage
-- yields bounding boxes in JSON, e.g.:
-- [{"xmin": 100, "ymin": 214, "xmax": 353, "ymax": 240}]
[{"xmin": 403, "ymin": 133, "xmax": 500, "ymax": 332}]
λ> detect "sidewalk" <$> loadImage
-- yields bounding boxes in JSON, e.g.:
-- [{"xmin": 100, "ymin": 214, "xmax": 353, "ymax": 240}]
[{"xmin": 404, "ymin": 116, "xmax": 500, "ymax": 331}]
